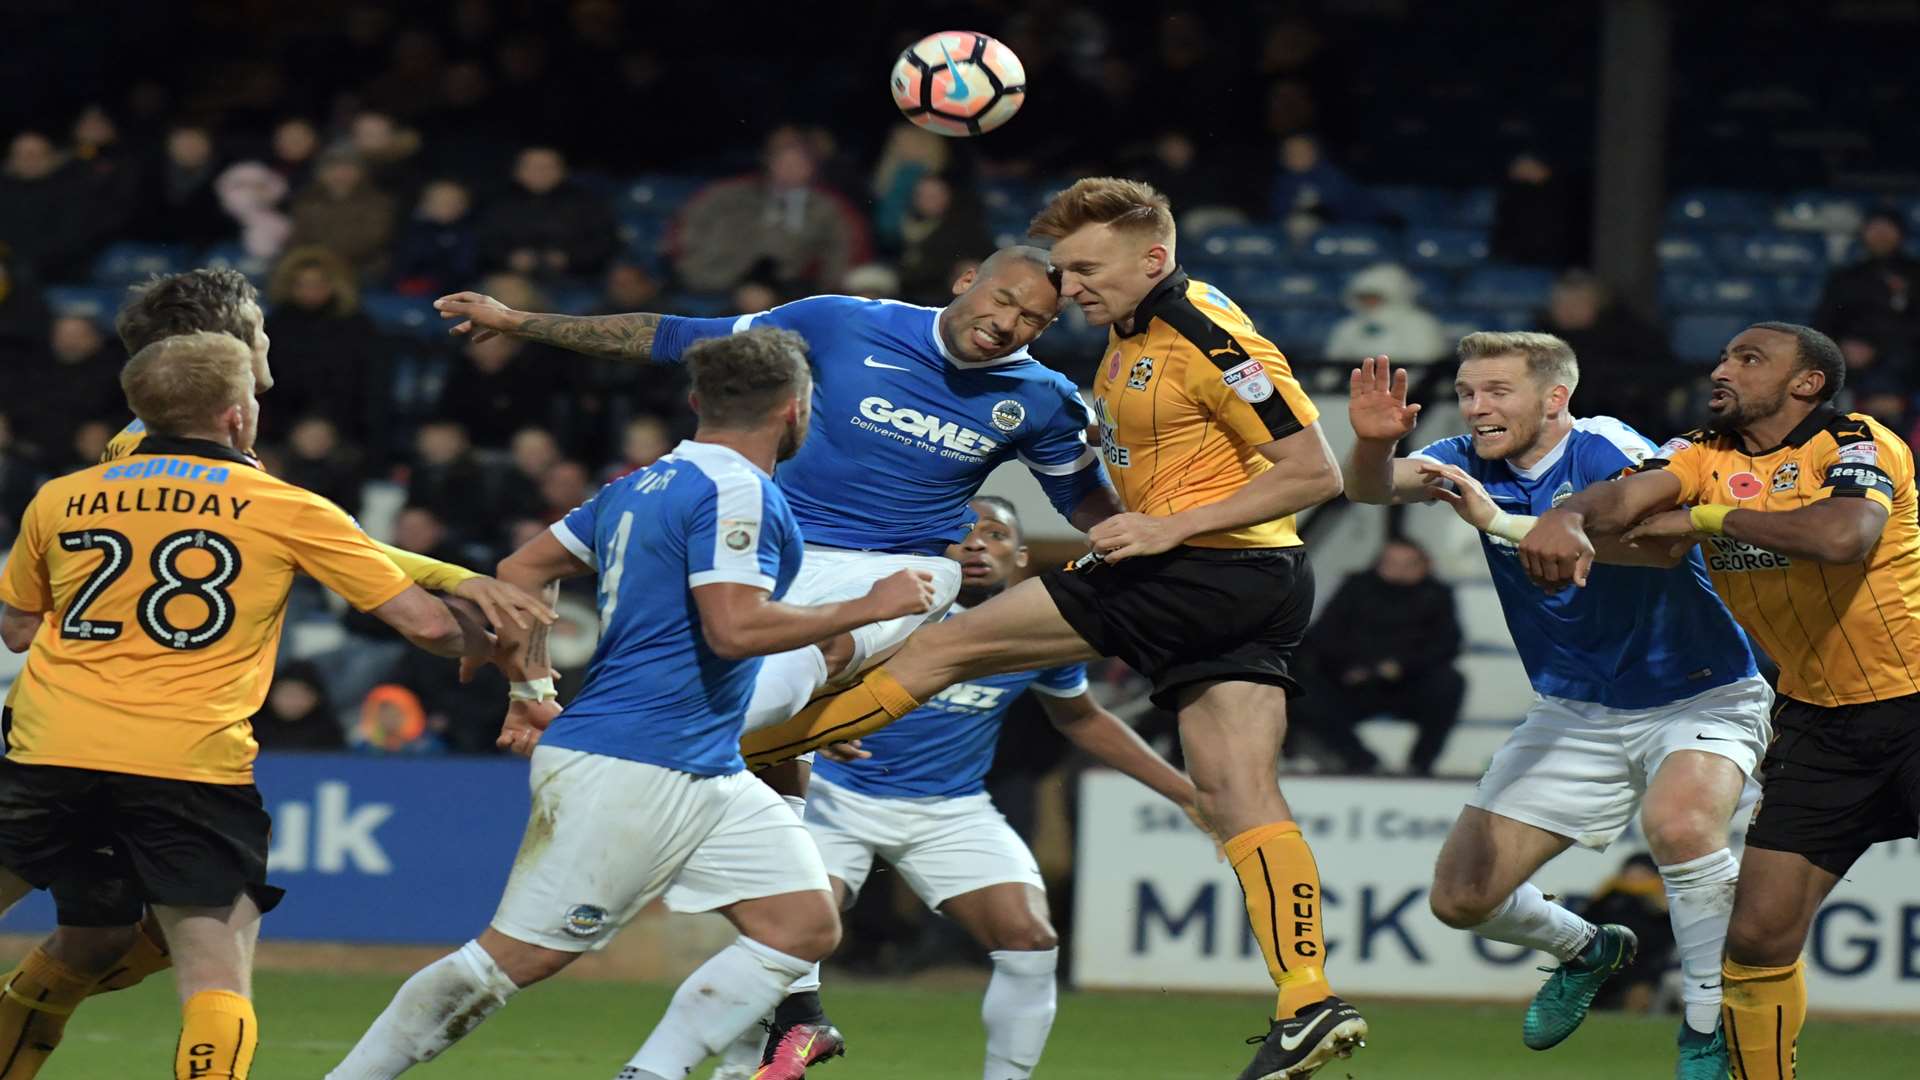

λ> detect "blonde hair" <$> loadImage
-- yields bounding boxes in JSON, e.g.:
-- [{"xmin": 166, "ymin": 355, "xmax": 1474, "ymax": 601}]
[
  {"xmin": 1457, "ymin": 331, "xmax": 1579, "ymax": 392},
  {"xmin": 121, "ymin": 331, "xmax": 254, "ymax": 435},
  {"xmin": 1027, "ymin": 177, "xmax": 1175, "ymax": 246}
]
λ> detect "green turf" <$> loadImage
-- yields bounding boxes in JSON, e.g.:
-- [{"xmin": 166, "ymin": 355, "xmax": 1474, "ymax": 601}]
[{"xmin": 41, "ymin": 970, "xmax": 1919, "ymax": 1078}]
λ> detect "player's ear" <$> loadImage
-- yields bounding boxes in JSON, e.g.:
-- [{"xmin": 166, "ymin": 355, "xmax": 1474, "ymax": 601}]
[
  {"xmin": 1143, "ymin": 243, "xmax": 1171, "ymax": 279},
  {"xmin": 951, "ymin": 266, "xmax": 977, "ymax": 296},
  {"xmin": 687, "ymin": 391, "xmax": 701, "ymax": 416},
  {"xmin": 1014, "ymin": 544, "xmax": 1029, "ymax": 570}
]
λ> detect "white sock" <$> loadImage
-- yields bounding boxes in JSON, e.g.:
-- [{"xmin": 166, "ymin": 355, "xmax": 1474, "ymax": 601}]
[
  {"xmin": 713, "ymin": 1019, "xmax": 768, "ymax": 1075},
  {"xmin": 1661, "ymin": 848, "xmax": 1740, "ymax": 1034},
  {"xmin": 328, "ymin": 940, "xmax": 520, "ymax": 1080},
  {"xmin": 982, "ymin": 948, "xmax": 1058, "ymax": 1080},
  {"xmin": 624, "ymin": 936, "xmax": 815, "ymax": 1079},
  {"xmin": 1468, "ymin": 882, "xmax": 1595, "ymax": 962},
  {"xmin": 742, "ymin": 647, "xmax": 830, "ymax": 732}
]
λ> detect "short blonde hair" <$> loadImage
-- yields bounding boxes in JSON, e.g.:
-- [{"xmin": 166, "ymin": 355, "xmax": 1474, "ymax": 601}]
[
  {"xmin": 121, "ymin": 331, "xmax": 254, "ymax": 436},
  {"xmin": 1457, "ymin": 330, "xmax": 1580, "ymax": 392},
  {"xmin": 1027, "ymin": 177, "xmax": 1175, "ymax": 245}
]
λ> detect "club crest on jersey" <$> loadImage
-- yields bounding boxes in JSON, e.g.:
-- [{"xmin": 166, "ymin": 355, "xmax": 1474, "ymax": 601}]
[
  {"xmin": 1126, "ymin": 357, "xmax": 1155, "ymax": 391},
  {"xmin": 991, "ymin": 399, "xmax": 1025, "ymax": 432},
  {"xmin": 1222, "ymin": 358, "xmax": 1273, "ymax": 403},
  {"xmin": 1727, "ymin": 471, "xmax": 1764, "ymax": 499},
  {"xmin": 1771, "ymin": 462, "xmax": 1800, "ymax": 492},
  {"xmin": 1551, "ymin": 481, "xmax": 1575, "ymax": 507},
  {"xmin": 562, "ymin": 904, "xmax": 608, "ymax": 939}
]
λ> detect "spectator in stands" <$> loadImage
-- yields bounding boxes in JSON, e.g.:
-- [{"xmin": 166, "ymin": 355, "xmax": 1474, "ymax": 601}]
[
  {"xmin": 672, "ymin": 125, "xmax": 871, "ymax": 295},
  {"xmin": 478, "ymin": 146, "xmax": 618, "ymax": 280},
  {"xmin": 141, "ymin": 123, "xmax": 233, "ymax": 250},
  {"xmin": 892, "ymin": 174, "xmax": 992, "ymax": 306},
  {"xmin": 250, "ymin": 662, "xmax": 345, "ymax": 751},
  {"xmin": 1539, "ymin": 270, "xmax": 1678, "ymax": 435},
  {"xmin": 1854, "ymin": 383, "xmax": 1913, "ymax": 443},
  {"xmin": 1580, "ymin": 853, "xmax": 1676, "ymax": 1015},
  {"xmin": 0, "ymin": 131, "xmax": 92, "ymax": 281},
  {"xmin": 0, "ymin": 416, "xmax": 43, "ymax": 546},
  {"xmin": 501, "ymin": 426, "xmax": 560, "ymax": 518},
  {"xmin": 361, "ymin": 29, "xmax": 446, "ymax": 122},
  {"xmin": 871, "ymin": 125, "xmax": 951, "ymax": 246},
  {"xmin": 352, "ymin": 685, "xmax": 445, "ymax": 755},
  {"xmin": 843, "ymin": 263, "xmax": 901, "ymax": 301},
  {"xmin": 1288, "ymin": 539, "xmax": 1465, "ymax": 775},
  {"xmin": 68, "ymin": 105, "xmax": 142, "ymax": 249},
  {"xmin": 1130, "ymin": 130, "xmax": 1247, "ymax": 233},
  {"xmin": 1490, "ymin": 150, "xmax": 1581, "ymax": 268},
  {"xmin": 605, "ymin": 414, "xmax": 673, "ymax": 481},
  {"xmin": 213, "ymin": 161, "xmax": 292, "ymax": 259},
  {"xmin": 348, "ymin": 109, "xmax": 427, "ymax": 207},
  {"xmin": 1270, "ymin": 133, "xmax": 1384, "ymax": 241},
  {"xmin": 1814, "ymin": 208, "xmax": 1920, "ymax": 376},
  {"xmin": 277, "ymin": 416, "xmax": 363, "ymax": 518},
  {"xmin": 288, "ymin": 148, "xmax": 397, "ymax": 280},
  {"xmin": 265, "ymin": 246, "xmax": 383, "ymax": 443},
  {"xmin": 269, "ymin": 116, "xmax": 320, "ymax": 190},
  {"xmin": 321, "ymin": 502, "xmax": 465, "ymax": 722},
  {"xmin": 1326, "ymin": 263, "xmax": 1448, "ymax": 365},
  {"xmin": 437, "ymin": 332, "xmax": 561, "ymax": 449},
  {"xmin": 599, "ymin": 261, "xmax": 661, "ymax": 312},
  {"xmin": 406, "ymin": 421, "xmax": 497, "ymax": 547},
  {"xmin": 0, "ymin": 257, "xmax": 49, "ymax": 364},
  {"xmin": 392, "ymin": 179, "xmax": 481, "ymax": 295},
  {"xmin": 537, "ymin": 460, "xmax": 592, "ymax": 525},
  {"xmin": 15, "ymin": 315, "xmax": 124, "ymax": 459}
]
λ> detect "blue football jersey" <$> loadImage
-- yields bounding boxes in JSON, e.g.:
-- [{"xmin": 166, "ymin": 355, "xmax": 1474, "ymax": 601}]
[
  {"xmin": 652, "ymin": 296, "xmax": 1108, "ymax": 555},
  {"xmin": 813, "ymin": 611, "xmax": 1088, "ymax": 799},
  {"xmin": 540, "ymin": 440, "xmax": 803, "ymax": 775},
  {"xmin": 1411, "ymin": 417, "xmax": 1757, "ymax": 710}
]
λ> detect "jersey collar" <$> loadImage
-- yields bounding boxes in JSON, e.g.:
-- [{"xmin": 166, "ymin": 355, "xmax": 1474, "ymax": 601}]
[
  {"xmin": 1504, "ymin": 420, "xmax": 1575, "ymax": 481},
  {"xmin": 929, "ymin": 307, "xmax": 1033, "ymax": 370},
  {"xmin": 130, "ymin": 435, "xmax": 256, "ymax": 467},
  {"xmin": 669, "ymin": 438, "xmax": 770, "ymax": 480},
  {"xmin": 1114, "ymin": 267, "xmax": 1189, "ymax": 339},
  {"xmin": 1765, "ymin": 404, "xmax": 1841, "ymax": 453}
]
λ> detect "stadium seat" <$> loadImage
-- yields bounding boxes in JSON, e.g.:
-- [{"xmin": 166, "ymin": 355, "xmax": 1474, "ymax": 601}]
[
  {"xmin": 1777, "ymin": 189, "xmax": 1865, "ymax": 234},
  {"xmin": 1455, "ymin": 265, "xmax": 1554, "ymax": 311},
  {"xmin": 1669, "ymin": 313, "xmax": 1750, "ymax": 364},
  {"xmin": 1452, "ymin": 187, "xmax": 1497, "ymax": 229},
  {"xmin": 1215, "ymin": 267, "xmax": 1340, "ymax": 309},
  {"xmin": 616, "ymin": 210, "xmax": 669, "ymax": 266},
  {"xmin": 90, "ymin": 242, "xmax": 187, "ymax": 287},
  {"xmin": 44, "ymin": 285, "xmax": 125, "ymax": 332},
  {"xmin": 1369, "ymin": 186, "xmax": 1454, "ymax": 227},
  {"xmin": 1257, "ymin": 307, "xmax": 1343, "ymax": 354},
  {"xmin": 1772, "ymin": 274, "xmax": 1823, "ymax": 318},
  {"xmin": 623, "ymin": 174, "xmax": 705, "ymax": 214},
  {"xmin": 199, "ymin": 244, "xmax": 272, "ymax": 283},
  {"xmin": 1403, "ymin": 227, "xmax": 1489, "ymax": 270},
  {"xmin": 360, "ymin": 292, "xmax": 443, "ymax": 340},
  {"xmin": 1717, "ymin": 231, "xmax": 1826, "ymax": 274},
  {"xmin": 1406, "ymin": 268, "xmax": 1454, "ymax": 307},
  {"xmin": 1659, "ymin": 274, "xmax": 1771, "ymax": 313},
  {"xmin": 1665, "ymin": 189, "xmax": 1771, "ymax": 230},
  {"xmin": 980, "ymin": 178, "xmax": 1041, "ymax": 213},
  {"xmin": 1194, "ymin": 225, "xmax": 1287, "ymax": 263},
  {"xmin": 1655, "ymin": 233, "xmax": 1718, "ymax": 273},
  {"xmin": 1295, "ymin": 225, "xmax": 1397, "ymax": 268}
]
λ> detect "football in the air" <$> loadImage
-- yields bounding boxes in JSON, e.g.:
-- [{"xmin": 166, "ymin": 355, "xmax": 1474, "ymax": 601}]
[{"xmin": 890, "ymin": 30, "xmax": 1025, "ymax": 137}]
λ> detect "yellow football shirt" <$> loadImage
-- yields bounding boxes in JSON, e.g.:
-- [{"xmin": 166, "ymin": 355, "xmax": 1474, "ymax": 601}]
[
  {"xmin": 1089, "ymin": 270, "xmax": 1319, "ymax": 549},
  {"xmin": 1646, "ymin": 407, "xmax": 1920, "ymax": 707},
  {"xmin": 0, "ymin": 437, "xmax": 415, "ymax": 783}
]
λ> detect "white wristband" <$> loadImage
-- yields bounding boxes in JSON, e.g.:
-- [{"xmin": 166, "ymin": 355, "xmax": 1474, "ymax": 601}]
[
  {"xmin": 1486, "ymin": 511, "xmax": 1539, "ymax": 544},
  {"xmin": 509, "ymin": 677, "xmax": 557, "ymax": 702}
]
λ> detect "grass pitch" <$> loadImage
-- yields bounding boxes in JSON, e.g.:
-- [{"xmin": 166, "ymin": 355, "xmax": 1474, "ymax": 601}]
[{"xmin": 41, "ymin": 969, "xmax": 1918, "ymax": 1078}]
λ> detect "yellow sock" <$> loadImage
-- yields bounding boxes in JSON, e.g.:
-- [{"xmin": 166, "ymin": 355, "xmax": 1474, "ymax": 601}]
[
  {"xmin": 1224, "ymin": 822, "xmax": 1331, "ymax": 1019},
  {"xmin": 741, "ymin": 668, "xmax": 922, "ymax": 768},
  {"xmin": 175, "ymin": 990, "xmax": 257, "ymax": 1080},
  {"xmin": 0, "ymin": 947, "xmax": 95, "ymax": 1079},
  {"xmin": 90, "ymin": 920, "xmax": 172, "ymax": 995},
  {"xmin": 1722, "ymin": 957, "xmax": 1804, "ymax": 1079}
]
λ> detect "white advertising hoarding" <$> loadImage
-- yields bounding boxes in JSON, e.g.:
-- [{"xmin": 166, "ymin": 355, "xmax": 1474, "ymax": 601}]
[{"xmin": 1072, "ymin": 772, "xmax": 1920, "ymax": 1014}]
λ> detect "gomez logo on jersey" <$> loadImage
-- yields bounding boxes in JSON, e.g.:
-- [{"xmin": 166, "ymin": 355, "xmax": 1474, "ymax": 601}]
[{"xmin": 855, "ymin": 396, "xmax": 1000, "ymax": 461}]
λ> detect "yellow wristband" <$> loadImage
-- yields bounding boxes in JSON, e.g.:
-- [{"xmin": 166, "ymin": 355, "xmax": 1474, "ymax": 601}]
[{"xmin": 1689, "ymin": 504, "xmax": 1734, "ymax": 535}]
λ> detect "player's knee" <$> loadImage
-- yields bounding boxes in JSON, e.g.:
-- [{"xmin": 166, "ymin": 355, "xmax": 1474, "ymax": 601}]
[
  {"xmin": 1642, "ymin": 807, "xmax": 1725, "ymax": 864},
  {"xmin": 48, "ymin": 924, "xmax": 141, "ymax": 977},
  {"xmin": 760, "ymin": 908, "xmax": 841, "ymax": 962},
  {"xmin": 1427, "ymin": 881, "xmax": 1496, "ymax": 930},
  {"xmin": 992, "ymin": 919, "xmax": 1059, "ymax": 953}
]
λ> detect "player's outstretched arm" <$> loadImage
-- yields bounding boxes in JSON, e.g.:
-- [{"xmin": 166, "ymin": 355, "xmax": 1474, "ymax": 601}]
[
  {"xmin": 1088, "ymin": 422, "xmax": 1343, "ymax": 562},
  {"xmin": 373, "ymin": 540, "xmax": 557, "ymax": 631},
  {"xmin": 1416, "ymin": 460, "xmax": 1688, "ymax": 569},
  {"xmin": 1624, "ymin": 497, "xmax": 1889, "ymax": 565},
  {"xmin": 0, "ymin": 605, "xmax": 40, "ymax": 653},
  {"xmin": 435, "ymin": 291, "xmax": 667, "ymax": 362},
  {"xmin": 694, "ymin": 569, "xmax": 938, "ymax": 660},
  {"xmin": 1039, "ymin": 691, "xmax": 1198, "ymax": 814},
  {"xmin": 367, "ymin": 586, "xmax": 492, "ymax": 658},
  {"xmin": 1345, "ymin": 355, "xmax": 1434, "ymax": 505},
  {"xmin": 1520, "ymin": 469, "xmax": 1685, "ymax": 586}
]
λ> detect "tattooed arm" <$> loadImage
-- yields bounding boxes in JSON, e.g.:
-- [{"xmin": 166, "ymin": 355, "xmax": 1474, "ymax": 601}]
[{"xmin": 434, "ymin": 291, "xmax": 667, "ymax": 362}]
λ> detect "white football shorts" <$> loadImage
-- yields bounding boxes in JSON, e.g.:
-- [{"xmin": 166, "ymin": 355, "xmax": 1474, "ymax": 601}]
[{"xmin": 805, "ymin": 777, "xmax": 1045, "ymax": 910}]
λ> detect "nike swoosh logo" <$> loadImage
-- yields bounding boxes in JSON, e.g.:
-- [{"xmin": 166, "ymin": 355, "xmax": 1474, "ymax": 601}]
[
  {"xmin": 864, "ymin": 356, "xmax": 911, "ymax": 371},
  {"xmin": 938, "ymin": 40, "xmax": 973, "ymax": 101},
  {"xmin": 1699, "ymin": 981, "xmax": 1722, "ymax": 990},
  {"xmin": 1695, "ymin": 734, "xmax": 1735, "ymax": 742},
  {"xmin": 798, "ymin": 1033, "xmax": 817, "ymax": 1059},
  {"xmin": 1278, "ymin": 1009, "xmax": 1336, "ymax": 1052}
]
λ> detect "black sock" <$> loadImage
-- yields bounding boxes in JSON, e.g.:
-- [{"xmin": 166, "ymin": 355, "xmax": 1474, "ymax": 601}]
[{"xmin": 774, "ymin": 990, "xmax": 826, "ymax": 1027}]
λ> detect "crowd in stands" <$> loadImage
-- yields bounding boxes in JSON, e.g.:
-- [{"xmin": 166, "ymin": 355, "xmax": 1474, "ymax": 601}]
[{"xmin": 1, "ymin": 1, "xmax": 1916, "ymax": 757}]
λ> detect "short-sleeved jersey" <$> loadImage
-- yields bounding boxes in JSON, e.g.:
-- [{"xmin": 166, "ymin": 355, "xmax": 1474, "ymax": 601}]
[
  {"xmin": 813, "ymin": 604, "xmax": 1087, "ymax": 798},
  {"xmin": 0, "ymin": 437, "xmax": 414, "ymax": 783},
  {"xmin": 540, "ymin": 440, "xmax": 804, "ymax": 776},
  {"xmin": 1645, "ymin": 407, "xmax": 1920, "ymax": 707},
  {"xmin": 1412, "ymin": 418, "xmax": 1757, "ymax": 709},
  {"xmin": 651, "ymin": 296, "xmax": 1107, "ymax": 556},
  {"xmin": 1089, "ymin": 270, "xmax": 1320, "ymax": 549}
]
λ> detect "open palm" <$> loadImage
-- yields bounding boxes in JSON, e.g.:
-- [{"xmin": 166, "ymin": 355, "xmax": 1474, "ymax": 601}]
[{"xmin": 1348, "ymin": 355, "xmax": 1422, "ymax": 441}]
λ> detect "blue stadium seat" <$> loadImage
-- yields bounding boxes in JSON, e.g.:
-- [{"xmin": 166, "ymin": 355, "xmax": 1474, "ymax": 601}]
[
  {"xmin": 1370, "ymin": 186, "xmax": 1454, "ymax": 227},
  {"xmin": 1437, "ymin": 308, "xmax": 1531, "ymax": 334},
  {"xmin": 617, "ymin": 210, "xmax": 669, "ymax": 266},
  {"xmin": 1295, "ymin": 225, "xmax": 1397, "ymax": 268},
  {"xmin": 360, "ymin": 292, "xmax": 443, "ymax": 340},
  {"xmin": 1660, "ymin": 274, "xmax": 1771, "ymax": 313},
  {"xmin": 1772, "ymin": 275, "xmax": 1823, "ymax": 318},
  {"xmin": 1717, "ymin": 231, "xmax": 1826, "ymax": 274},
  {"xmin": 1455, "ymin": 266, "xmax": 1554, "ymax": 311},
  {"xmin": 1655, "ymin": 233, "xmax": 1718, "ymax": 272},
  {"xmin": 1236, "ymin": 268, "xmax": 1342, "ymax": 309},
  {"xmin": 623, "ymin": 174, "xmax": 706, "ymax": 214},
  {"xmin": 1665, "ymin": 189, "xmax": 1771, "ymax": 230},
  {"xmin": 1778, "ymin": 189, "xmax": 1866, "ymax": 231},
  {"xmin": 44, "ymin": 285, "xmax": 125, "ymax": 332},
  {"xmin": 91, "ymin": 243, "xmax": 187, "ymax": 286},
  {"xmin": 1403, "ymin": 227, "xmax": 1488, "ymax": 270},
  {"xmin": 980, "ymin": 178, "xmax": 1041, "ymax": 213},
  {"xmin": 1452, "ymin": 187, "xmax": 1496, "ymax": 228},
  {"xmin": 199, "ymin": 244, "xmax": 272, "ymax": 283},
  {"xmin": 1254, "ymin": 307, "xmax": 1342, "ymax": 351},
  {"xmin": 1194, "ymin": 225, "xmax": 1287, "ymax": 263},
  {"xmin": 1669, "ymin": 313, "xmax": 1750, "ymax": 363}
]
